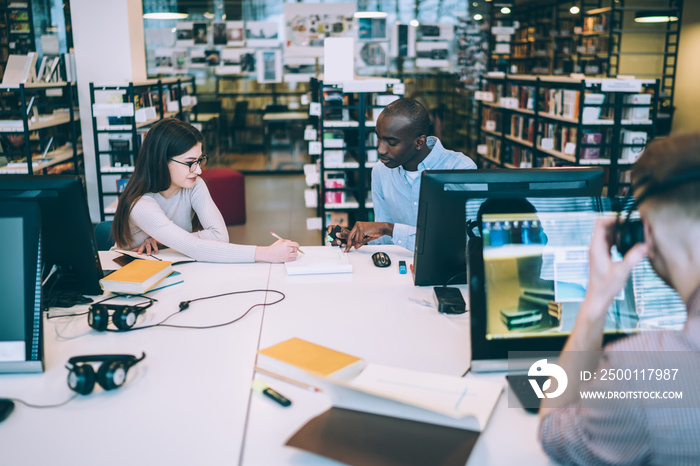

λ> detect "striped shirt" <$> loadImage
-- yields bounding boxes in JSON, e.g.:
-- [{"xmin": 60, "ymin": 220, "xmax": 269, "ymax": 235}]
[
  {"xmin": 122, "ymin": 177, "xmax": 256, "ymax": 262},
  {"xmin": 539, "ymin": 286, "xmax": 700, "ymax": 465},
  {"xmin": 370, "ymin": 137, "xmax": 476, "ymax": 251}
]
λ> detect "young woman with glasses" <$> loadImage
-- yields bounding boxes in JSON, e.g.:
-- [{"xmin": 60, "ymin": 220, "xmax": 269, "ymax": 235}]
[{"xmin": 111, "ymin": 118, "xmax": 299, "ymax": 263}]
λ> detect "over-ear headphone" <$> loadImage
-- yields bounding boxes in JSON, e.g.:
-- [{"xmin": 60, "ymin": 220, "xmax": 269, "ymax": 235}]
[
  {"xmin": 88, "ymin": 301, "xmax": 153, "ymax": 332},
  {"xmin": 615, "ymin": 167, "xmax": 700, "ymax": 255},
  {"xmin": 65, "ymin": 353, "xmax": 146, "ymax": 395}
]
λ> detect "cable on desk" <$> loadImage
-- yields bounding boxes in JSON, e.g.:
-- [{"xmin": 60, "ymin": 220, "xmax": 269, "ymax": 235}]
[
  {"xmin": 8, "ymin": 393, "xmax": 79, "ymax": 409},
  {"xmin": 107, "ymin": 288, "xmax": 286, "ymax": 332}
]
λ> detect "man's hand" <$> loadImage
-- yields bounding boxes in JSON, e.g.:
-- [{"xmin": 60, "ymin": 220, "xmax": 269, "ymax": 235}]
[
  {"xmin": 327, "ymin": 225, "xmax": 351, "ymax": 247},
  {"xmin": 133, "ymin": 237, "xmax": 163, "ymax": 256},
  {"xmin": 345, "ymin": 222, "xmax": 393, "ymax": 252},
  {"xmin": 585, "ymin": 216, "xmax": 648, "ymax": 320}
]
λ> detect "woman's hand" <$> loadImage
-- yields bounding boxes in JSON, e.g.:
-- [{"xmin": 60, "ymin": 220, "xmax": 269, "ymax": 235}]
[
  {"xmin": 255, "ymin": 239, "xmax": 300, "ymax": 263},
  {"xmin": 133, "ymin": 237, "xmax": 162, "ymax": 256}
]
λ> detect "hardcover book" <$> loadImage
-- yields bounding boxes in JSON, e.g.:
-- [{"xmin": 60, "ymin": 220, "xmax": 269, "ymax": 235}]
[{"xmin": 99, "ymin": 260, "xmax": 173, "ymax": 294}]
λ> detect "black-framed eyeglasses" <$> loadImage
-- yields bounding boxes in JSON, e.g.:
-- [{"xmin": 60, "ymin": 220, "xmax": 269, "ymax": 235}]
[{"xmin": 170, "ymin": 154, "xmax": 208, "ymax": 173}]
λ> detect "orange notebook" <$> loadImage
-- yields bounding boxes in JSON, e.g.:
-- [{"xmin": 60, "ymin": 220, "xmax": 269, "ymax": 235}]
[
  {"xmin": 100, "ymin": 259, "xmax": 173, "ymax": 294},
  {"xmin": 258, "ymin": 338, "xmax": 365, "ymax": 380}
]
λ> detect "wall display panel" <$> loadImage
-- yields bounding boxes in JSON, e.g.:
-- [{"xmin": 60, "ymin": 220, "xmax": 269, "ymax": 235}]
[{"xmin": 284, "ymin": 3, "xmax": 356, "ymax": 58}]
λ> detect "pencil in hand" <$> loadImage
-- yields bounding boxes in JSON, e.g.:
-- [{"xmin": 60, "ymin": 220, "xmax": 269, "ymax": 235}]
[{"xmin": 270, "ymin": 231, "xmax": 305, "ymax": 255}]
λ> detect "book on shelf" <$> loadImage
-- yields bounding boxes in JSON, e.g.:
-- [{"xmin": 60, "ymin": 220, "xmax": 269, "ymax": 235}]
[
  {"xmin": 2, "ymin": 53, "xmax": 35, "ymax": 84},
  {"xmin": 580, "ymin": 131, "xmax": 603, "ymax": 160},
  {"xmin": 620, "ymin": 130, "xmax": 647, "ymax": 163},
  {"xmin": 99, "ymin": 259, "xmax": 173, "ymax": 294},
  {"xmin": 623, "ymin": 93, "xmax": 651, "ymax": 121},
  {"xmin": 116, "ymin": 178, "xmax": 129, "ymax": 194},
  {"xmin": 582, "ymin": 93, "xmax": 605, "ymax": 122},
  {"xmin": 109, "ymin": 138, "xmax": 132, "ymax": 166},
  {"xmin": 324, "ymin": 172, "xmax": 346, "ymax": 204},
  {"xmin": 258, "ymin": 337, "xmax": 503, "ymax": 430}
]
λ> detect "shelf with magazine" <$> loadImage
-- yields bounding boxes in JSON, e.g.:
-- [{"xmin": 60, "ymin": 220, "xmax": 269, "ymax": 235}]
[
  {"xmin": 90, "ymin": 77, "xmax": 197, "ymax": 220},
  {"xmin": 0, "ymin": 81, "xmax": 82, "ymax": 176},
  {"xmin": 308, "ymin": 77, "xmax": 402, "ymax": 240},
  {"xmin": 476, "ymin": 74, "xmax": 658, "ymax": 194}
]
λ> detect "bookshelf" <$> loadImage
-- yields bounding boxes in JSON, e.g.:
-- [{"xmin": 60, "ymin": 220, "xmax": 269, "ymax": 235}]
[
  {"xmin": 499, "ymin": 0, "xmax": 680, "ymax": 134},
  {"xmin": 90, "ymin": 77, "xmax": 197, "ymax": 220},
  {"xmin": 476, "ymin": 74, "xmax": 658, "ymax": 195},
  {"xmin": 308, "ymin": 78, "xmax": 402, "ymax": 239},
  {"xmin": 215, "ymin": 74, "xmax": 309, "ymax": 150},
  {"xmin": 0, "ymin": 81, "xmax": 81, "ymax": 176},
  {"xmin": 6, "ymin": 0, "xmax": 33, "ymax": 56}
]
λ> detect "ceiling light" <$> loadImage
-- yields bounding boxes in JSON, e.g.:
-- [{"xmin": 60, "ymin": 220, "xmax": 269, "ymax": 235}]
[
  {"xmin": 570, "ymin": 6, "xmax": 580, "ymax": 14},
  {"xmin": 354, "ymin": 11, "xmax": 388, "ymax": 18},
  {"xmin": 634, "ymin": 11, "xmax": 678, "ymax": 23},
  {"xmin": 143, "ymin": 12, "xmax": 188, "ymax": 20},
  {"xmin": 501, "ymin": 7, "xmax": 511, "ymax": 14},
  {"xmin": 474, "ymin": 14, "xmax": 483, "ymax": 21},
  {"xmin": 409, "ymin": 19, "xmax": 420, "ymax": 27}
]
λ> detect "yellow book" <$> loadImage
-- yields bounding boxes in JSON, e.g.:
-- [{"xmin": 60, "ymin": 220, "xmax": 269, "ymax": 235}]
[
  {"xmin": 258, "ymin": 338, "xmax": 365, "ymax": 380},
  {"xmin": 100, "ymin": 259, "xmax": 173, "ymax": 294}
]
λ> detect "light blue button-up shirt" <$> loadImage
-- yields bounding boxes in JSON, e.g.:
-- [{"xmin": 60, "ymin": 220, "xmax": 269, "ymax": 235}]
[{"xmin": 370, "ymin": 136, "xmax": 477, "ymax": 251}]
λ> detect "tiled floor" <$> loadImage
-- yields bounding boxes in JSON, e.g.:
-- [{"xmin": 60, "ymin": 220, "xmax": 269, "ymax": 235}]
[{"xmin": 224, "ymin": 173, "xmax": 323, "ymax": 249}]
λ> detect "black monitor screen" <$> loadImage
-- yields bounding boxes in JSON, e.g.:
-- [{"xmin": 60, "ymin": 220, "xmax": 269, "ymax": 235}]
[
  {"xmin": 0, "ymin": 175, "xmax": 103, "ymax": 298},
  {"xmin": 413, "ymin": 168, "xmax": 605, "ymax": 286}
]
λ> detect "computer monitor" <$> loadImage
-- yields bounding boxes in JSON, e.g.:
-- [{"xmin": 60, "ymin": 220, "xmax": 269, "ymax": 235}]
[
  {"xmin": 0, "ymin": 175, "xmax": 104, "ymax": 298},
  {"xmin": 469, "ymin": 206, "xmax": 685, "ymax": 372},
  {"xmin": 0, "ymin": 200, "xmax": 44, "ymax": 372},
  {"xmin": 413, "ymin": 168, "xmax": 605, "ymax": 286}
]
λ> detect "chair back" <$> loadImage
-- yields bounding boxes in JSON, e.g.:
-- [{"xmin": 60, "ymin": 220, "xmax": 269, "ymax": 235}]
[
  {"xmin": 94, "ymin": 220, "xmax": 114, "ymax": 251},
  {"xmin": 232, "ymin": 101, "xmax": 249, "ymax": 128}
]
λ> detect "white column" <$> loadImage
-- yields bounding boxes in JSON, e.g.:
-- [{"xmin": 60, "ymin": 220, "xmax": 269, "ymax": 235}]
[{"xmin": 72, "ymin": 0, "xmax": 147, "ymax": 222}]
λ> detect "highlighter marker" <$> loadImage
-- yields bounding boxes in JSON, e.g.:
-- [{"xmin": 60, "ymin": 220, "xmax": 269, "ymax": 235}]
[
  {"xmin": 252, "ymin": 379, "xmax": 292, "ymax": 407},
  {"xmin": 399, "ymin": 261, "xmax": 407, "ymax": 274}
]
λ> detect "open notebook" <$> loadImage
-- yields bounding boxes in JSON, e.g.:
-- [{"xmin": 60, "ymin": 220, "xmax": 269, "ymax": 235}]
[
  {"xmin": 258, "ymin": 338, "xmax": 502, "ymax": 431},
  {"xmin": 114, "ymin": 248, "xmax": 195, "ymax": 264},
  {"xmin": 284, "ymin": 246, "xmax": 352, "ymax": 275}
]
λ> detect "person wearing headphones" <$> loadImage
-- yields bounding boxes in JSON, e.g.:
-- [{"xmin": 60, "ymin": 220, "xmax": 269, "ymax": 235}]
[
  {"xmin": 112, "ymin": 118, "xmax": 298, "ymax": 263},
  {"xmin": 538, "ymin": 132, "xmax": 700, "ymax": 464},
  {"xmin": 328, "ymin": 98, "xmax": 476, "ymax": 252}
]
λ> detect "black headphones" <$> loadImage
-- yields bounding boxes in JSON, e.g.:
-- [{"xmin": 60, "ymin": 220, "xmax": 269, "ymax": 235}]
[
  {"xmin": 615, "ymin": 167, "xmax": 700, "ymax": 256},
  {"xmin": 65, "ymin": 353, "xmax": 146, "ymax": 395},
  {"xmin": 88, "ymin": 300, "xmax": 154, "ymax": 332}
]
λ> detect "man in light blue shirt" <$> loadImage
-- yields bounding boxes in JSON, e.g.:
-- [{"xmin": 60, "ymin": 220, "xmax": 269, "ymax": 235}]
[{"xmin": 328, "ymin": 98, "xmax": 476, "ymax": 251}]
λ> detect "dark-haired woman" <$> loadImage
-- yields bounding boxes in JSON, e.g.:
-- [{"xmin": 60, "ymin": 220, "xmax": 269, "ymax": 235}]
[{"xmin": 112, "ymin": 118, "xmax": 298, "ymax": 263}]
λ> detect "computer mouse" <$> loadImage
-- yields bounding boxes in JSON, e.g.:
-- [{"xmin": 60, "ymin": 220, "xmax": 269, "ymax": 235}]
[
  {"xmin": 0, "ymin": 399, "xmax": 15, "ymax": 423},
  {"xmin": 372, "ymin": 252, "xmax": 391, "ymax": 267}
]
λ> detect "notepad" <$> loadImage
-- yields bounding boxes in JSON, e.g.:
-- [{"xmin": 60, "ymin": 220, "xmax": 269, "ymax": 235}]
[
  {"xmin": 284, "ymin": 246, "xmax": 352, "ymax": 275},
  {"xmin": 100, "ymin": 260, "xmax": 173, "ymax": 294}
]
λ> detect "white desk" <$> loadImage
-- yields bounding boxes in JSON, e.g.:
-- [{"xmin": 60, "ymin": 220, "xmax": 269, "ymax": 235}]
[
  {"xmin": 0, "ymin": 255, "xmax": 272, "ymax": 466},
  {"xmin": 241, "ymin": 245, "xmax": 552, "ymax": 465},
  {"xmin": 0, "ymin": 247, "xmax": 552, "ymax": 466}
]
